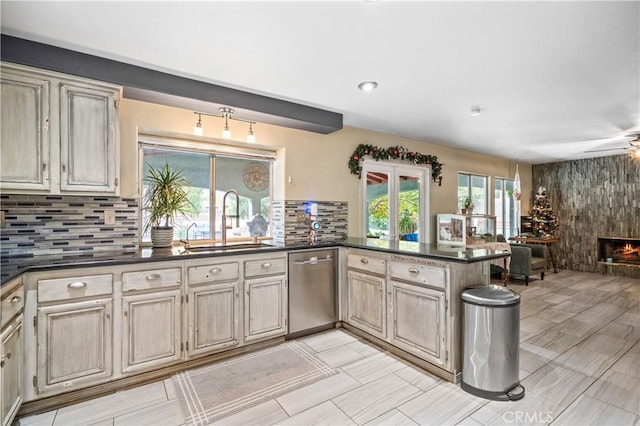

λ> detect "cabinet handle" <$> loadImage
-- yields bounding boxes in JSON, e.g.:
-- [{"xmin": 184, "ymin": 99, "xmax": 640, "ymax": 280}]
[
  {"xmin": 146, "ymin": 274, "xmax": 161, "ymax": 281},
  {"xmin": 0, "ymin": 352, "xmax": 11, "ymax": 361},
  {"xmin": 10, "ymin": 296, "xmax": 22, "ymax": 304},
  {"xmin": 261, "ymin": 262, "xmax": 272, "ymax": 269},
  {"xmin": 42, "ymin": 161, "xmax": 47, "ymax": 171},
  {"xmin": 62, "ymin": 164, "xmax": 66, "ymax": 172},
  {"xmin": 360, "ymin": 258, "xmax": 369, "ymax": 264},
  {"xmin": 408, "ymin": 267, "xmax": 419, "ymax": 274},
  {"xmin": 68, "ymin": 281, "xmax": 86, "ymax": 289},
  {"xmin": 210, "ymin": 268, "xmax": 222, "ymax": 274}
]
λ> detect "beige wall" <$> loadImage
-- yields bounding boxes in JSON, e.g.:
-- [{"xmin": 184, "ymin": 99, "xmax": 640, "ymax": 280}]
[{"xmin": 120, "ymin": 99, "xmax": 532, "ymax": 241}]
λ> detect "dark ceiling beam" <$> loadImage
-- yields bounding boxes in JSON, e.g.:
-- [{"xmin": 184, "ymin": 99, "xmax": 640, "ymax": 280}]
[{"xmin": 0, "ymin": 34, "xmax": 343, "ymax": 135}]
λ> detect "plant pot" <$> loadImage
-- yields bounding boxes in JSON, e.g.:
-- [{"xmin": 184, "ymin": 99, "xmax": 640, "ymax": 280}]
[{"xmin": 150, "ymin": 226, "xmax": 174, "ymax": 248}]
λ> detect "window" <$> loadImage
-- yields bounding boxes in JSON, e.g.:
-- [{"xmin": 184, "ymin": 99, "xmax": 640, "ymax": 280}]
[
  {"xmin": 457, "ymin": 173, "xmax": 488, "ymax": 214},
  {"xmin": 495, "ymin": 178, "xmax": 517, "ymax": 237},
  {"xmin": 139, "ymin": 136, "xmax": 274, "ymax": 245},
  {"xmin": 362, "ymin": 161, "xmax": 430, "ymax": 242}
]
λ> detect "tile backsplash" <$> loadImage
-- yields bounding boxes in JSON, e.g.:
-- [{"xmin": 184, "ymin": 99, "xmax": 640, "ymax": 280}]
[
  {"xmin": 0, "ymin": 194, "xmax": 139, "ymax": 257},
  {"xmin": 272, "ymin": 200, "xmax": 348, "ymax": 244}
]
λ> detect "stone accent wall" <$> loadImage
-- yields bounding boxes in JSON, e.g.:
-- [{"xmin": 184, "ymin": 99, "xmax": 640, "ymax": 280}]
[
  {"xmin": 272, "ymin": 200, "xmax": 348, "ymax": 244},
  {"xmin": 532, "ymin": 154, "xmax": 640, "ymax": 278},
  {"xmin": 0, "ymin": 194, "xmax": 138, "ymax": 257}
]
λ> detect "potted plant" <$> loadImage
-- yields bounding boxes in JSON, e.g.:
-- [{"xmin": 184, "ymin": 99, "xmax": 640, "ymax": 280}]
[
  {"xmin": 461, "ymin": 196, "xmax": 474, "ymax": 215},
  {"xmin": 142, "ymin": 161, "xmax": 193, "ymax": 248}
]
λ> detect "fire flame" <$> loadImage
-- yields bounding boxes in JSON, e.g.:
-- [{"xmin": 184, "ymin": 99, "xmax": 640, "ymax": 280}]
[{"xmin": 622, "ymin": 243, "xmax": 635, "ymax": 254}]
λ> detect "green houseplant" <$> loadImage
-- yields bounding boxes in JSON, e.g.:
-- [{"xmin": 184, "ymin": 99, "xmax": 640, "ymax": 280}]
[
  {"xmin": 143, "ymin": 161, "xmax": 193, "ymax": 248},
  {"xmin": 461, "ymin": 196, "xmax": 474, "ymax": 215}
]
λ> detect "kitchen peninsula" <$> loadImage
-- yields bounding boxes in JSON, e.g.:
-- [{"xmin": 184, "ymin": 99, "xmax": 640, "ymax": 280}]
[{"xmin": 1, "ymin": 238, "xmax": 508, "ymax": 418}]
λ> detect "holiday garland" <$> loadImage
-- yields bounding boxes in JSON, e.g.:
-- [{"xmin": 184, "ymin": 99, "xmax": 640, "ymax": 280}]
[{"xmin": 348, "ymin": 144, "xmax": 443, "ymax": 185}]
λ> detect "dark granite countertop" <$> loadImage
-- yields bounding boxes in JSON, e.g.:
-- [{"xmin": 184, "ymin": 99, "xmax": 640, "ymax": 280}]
[{"xmin": 1, "ymin": 237, "xmax": 509, "ymax": 286}]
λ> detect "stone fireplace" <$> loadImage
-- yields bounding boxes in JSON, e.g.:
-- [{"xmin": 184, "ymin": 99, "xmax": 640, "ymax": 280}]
[{"xmin": 597, "ymin": 237, "xmax": 640, "ymax": 266}]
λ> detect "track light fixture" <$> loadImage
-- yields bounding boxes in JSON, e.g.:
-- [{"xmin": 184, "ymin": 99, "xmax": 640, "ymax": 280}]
[{"xmin": 192, "ymin": 109, "xmax": 257, "ymax": 142}]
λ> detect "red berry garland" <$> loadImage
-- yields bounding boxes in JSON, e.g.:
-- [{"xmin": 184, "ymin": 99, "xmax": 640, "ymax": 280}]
[{"xmin": 348, "ymin": 144, "xmax": 443, "ymax": 186}]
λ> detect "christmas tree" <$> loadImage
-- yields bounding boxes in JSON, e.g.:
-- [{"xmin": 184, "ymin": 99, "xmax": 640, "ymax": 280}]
[{"xmin": 531, "ymin": 186, "xmax": 558, "ymax": 238}]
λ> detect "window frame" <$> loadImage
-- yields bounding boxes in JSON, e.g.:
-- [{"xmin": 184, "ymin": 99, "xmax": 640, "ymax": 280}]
[
  {"xmin": 138, "ymin": 132, "xmax": 277, "ymax": 247},
  {"xmin": 457, "ymin": 172, "xmax": 489, "ymax": 215},
  {"xmin": 494, "ymin": 177, "xmax": 518, "ymax": 237}
]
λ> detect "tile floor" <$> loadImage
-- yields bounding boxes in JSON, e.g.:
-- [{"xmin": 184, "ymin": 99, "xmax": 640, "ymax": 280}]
[{"xmin": 17, "ymin": 270, "xmax": 640, "ymax": 425}]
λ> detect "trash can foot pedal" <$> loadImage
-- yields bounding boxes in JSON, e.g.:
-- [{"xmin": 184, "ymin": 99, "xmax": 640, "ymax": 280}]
[{"xmin": 461, "ymin": 381, "xmax": 525, "ymax": 401}]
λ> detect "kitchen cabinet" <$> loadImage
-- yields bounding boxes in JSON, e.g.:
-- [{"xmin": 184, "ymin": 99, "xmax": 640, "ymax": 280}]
[
  {"xmin": 35, "ymin": 274, "xmax": 113, "ymax": 396},
  {"xmin": 187, "ymin": 261, "xmax": 241, "ymax": 357},
  {"xmin": 345, "ymin": 250, "xmax": 388, "ymax": 339},
  {"xmin": 243, "ymin": 256, "xmax": 287, "ymax": 343},
  {"xmin": 387, "ymin": 280, "xmax": 446, "ymax": 367},
  {"xmin": 121, "ymin": 267, "xmax": 182, "ymax": 374},
  {"xmin": 0, "ymin": 68, "xmax": 50, "ymax": 191},
  {"xmin": 346, "ymin": 270, "xmax": 387, "ymax": 339},
  {"xmin": 59, "ymin": 82, "xmax": 119, "ymax": 193},
  {"xmin": 1, "ymin": 279, "xmax": 24, "ymax": 426},
  {"xmin": 0, "ymin": 63, "xmax": 120, "ymax": 195}
]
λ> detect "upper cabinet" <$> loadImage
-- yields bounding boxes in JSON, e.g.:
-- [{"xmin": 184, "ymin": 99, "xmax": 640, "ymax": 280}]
[{"xmin": 0, "ymin": 63, "xmax": 120, "ymax": 195}]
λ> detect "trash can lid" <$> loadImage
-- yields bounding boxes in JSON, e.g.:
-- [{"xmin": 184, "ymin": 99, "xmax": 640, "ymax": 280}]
[{"xmin": 461, "ymin": 285, "xmax": 520, "ymax": 306}]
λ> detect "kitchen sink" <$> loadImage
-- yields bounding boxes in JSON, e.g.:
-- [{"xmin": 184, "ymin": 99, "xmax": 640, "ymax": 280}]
[{"xmin": 183, "ymin": 243, "xmax": 273, "ymax": 253}]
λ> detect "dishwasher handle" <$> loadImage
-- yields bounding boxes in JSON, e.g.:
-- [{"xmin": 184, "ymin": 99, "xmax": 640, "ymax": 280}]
[{"xmin": 294, "ymin": 256, "xmax": 334, "ymax": 265}]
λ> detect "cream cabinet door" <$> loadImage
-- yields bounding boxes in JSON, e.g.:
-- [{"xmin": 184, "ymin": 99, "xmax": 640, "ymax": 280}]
[
  {"xmin": 388, "ymin": 280, "xmax": 446, "ymax": 367},
  {"xmin": 346, "ymin": 270, "xmax": 387, "ymax": 339},
  {"xmin": 122, "ymin": 290, "xmax": 181, "ymax": 373},
  {"xmin": 0, "ymin": 70, "xmax": 50, "ymax": 191},
  {"xmin": 188, "ymin": 282, "xmax": 240, "ymax": 357},
  {"xmin": 244, "ymin": 276, "xmax": 287, "ymax": 343},
  {"xmin": 1, "ymin": 316, "xmax": 22, "ymax": 426},
  {"xmin": 36, "ymin": 299, "xmax": 113, "ymax": 395},
  {"xmin": 60, "ymin": 83, "xmax": 119, "ymax": 193}
]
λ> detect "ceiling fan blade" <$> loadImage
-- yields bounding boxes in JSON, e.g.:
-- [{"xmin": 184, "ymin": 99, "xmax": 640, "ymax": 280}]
[{"xmin": 584, "ymin": 147, "xmax": 628, "ymax": 153}]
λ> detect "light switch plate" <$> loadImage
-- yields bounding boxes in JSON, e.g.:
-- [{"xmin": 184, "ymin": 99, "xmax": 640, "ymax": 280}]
[
  {"xmin": 296, "ymin": 212, "xmax": 306, "ymax": 222},
  {"xmin": 104, "ymin": 210, "xmax": 116, "ymax": 225}
]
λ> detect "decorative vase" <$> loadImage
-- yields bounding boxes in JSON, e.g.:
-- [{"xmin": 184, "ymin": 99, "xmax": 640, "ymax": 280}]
[{"xmin": 150, "ymin": 226, "xmax": 174, "ymax": 248}]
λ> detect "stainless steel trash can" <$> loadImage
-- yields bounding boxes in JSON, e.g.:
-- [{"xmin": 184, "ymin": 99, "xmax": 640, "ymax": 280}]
[{"xmin": 461, "ymin": 285, "xmax": 525, "ymax": 401}]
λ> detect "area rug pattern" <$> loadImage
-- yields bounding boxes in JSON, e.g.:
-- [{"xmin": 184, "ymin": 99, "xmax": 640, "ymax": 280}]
[{"xmin": 172, "ymin": 340, "xmax": 337, "ymax": 425}]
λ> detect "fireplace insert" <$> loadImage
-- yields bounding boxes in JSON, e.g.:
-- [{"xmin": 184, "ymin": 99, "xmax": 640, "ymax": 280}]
[{"xmin": 597, "ymin": 237, "xmax": 640, "ymax": 265}]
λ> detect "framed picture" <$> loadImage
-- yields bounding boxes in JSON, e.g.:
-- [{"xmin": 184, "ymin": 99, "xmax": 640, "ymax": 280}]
[{"xmin": 437, "ymin": 214, "xmax": 467, "ymax": 246}]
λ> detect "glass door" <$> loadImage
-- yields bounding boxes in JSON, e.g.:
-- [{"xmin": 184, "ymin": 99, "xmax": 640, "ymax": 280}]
[{"xmin": 362, "ymin": 162, "xmax": 430, "ymax": 242}]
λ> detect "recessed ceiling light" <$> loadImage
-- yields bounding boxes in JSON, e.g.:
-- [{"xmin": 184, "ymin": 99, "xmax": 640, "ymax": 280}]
[
  {"xmin": 470, "ymin": 106, "xmax": 481, "ymax": 116},
  {"xmin": 358, "ymin": 81, "xmax": 379, "ymax": 92}
]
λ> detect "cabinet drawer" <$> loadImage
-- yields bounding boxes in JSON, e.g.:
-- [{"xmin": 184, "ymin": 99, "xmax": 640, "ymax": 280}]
[
  {"xmin": 244, "ymin": 257, "xmax": 287, "ymax": 278},
  {"xmin": 389, "ymin": 261, "xmax": 446, "ymax": 289},
  {"xmin": 122, "ymin": 268, "xmax": 181, "ymax": 292},
  {"xmin": 38, "ymin": 274, "xmax": 113, "ymax": 303},
  {"xmin": 347, "ymin": 252, "xmax": 387, "ymax": 275},
  {"xmin": 1, "ymin": 286, "xmax": 24, "ymax": 327},
  {"xmin": 188, "ymin": 262, "xmax": 239, "ymax": 285}
]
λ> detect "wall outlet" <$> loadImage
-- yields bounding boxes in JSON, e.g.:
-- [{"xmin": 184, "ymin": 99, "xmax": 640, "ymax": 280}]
[
  {"xmin": 0, "ymin": 211, "xmax": 5, "ymax": 228},
  {"xmin": 104, "ymin": 210, "xmax": 116, "ymax": 225},
  {"xmin": 296, "ymin": 212, "xmax": 306, "ymax": 222}
]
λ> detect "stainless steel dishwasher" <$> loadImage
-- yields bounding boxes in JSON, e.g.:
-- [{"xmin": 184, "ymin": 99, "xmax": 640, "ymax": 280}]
[{"xmin": 287, "ymin": 249, "xmax": 337, "ymax": 338}]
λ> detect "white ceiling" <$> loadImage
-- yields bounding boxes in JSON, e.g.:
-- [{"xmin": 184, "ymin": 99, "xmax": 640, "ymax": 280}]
[{"xmin": 2, "ymin": 1, "xmax": 639, "ymax": 164}]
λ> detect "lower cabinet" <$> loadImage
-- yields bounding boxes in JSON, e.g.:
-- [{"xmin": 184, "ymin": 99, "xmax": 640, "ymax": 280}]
[
  {"xmin": 122, "ymin": 289, "xmax": 182, "ymax": 374},
  {"xmin": 36, "ymin": 299, "xmax": 113, "ymax": 395},
  {"xmin": 188, "ymin": 282, "xmax": 240, "ymax": 357},
  {"xmin": 346, "ymin": 270, "xmax": 386, "ymax": 339},
  {"xmin": 388, "ymin": 280, "xmax": 446, "ymax": 367},
  {"xmin": 1, "ymin": 315, "xmax": 22, "ymax": 426},
  {"xmin": 244, "ymin": 276, "xmax": 287, "ymax": 343}
]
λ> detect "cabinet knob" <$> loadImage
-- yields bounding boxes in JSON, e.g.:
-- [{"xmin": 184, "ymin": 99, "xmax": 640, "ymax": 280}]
[
  {"xmin": 146, "ymin": 274, "xmax": 161, "ymax": 281},
  {"xmin": 10, "ymin": 296, "xmax": 21, "ymax": 304},
  {"xmin": 68, "ymin": 281, "xmax": 86, "ymax": 289},
  {"xmin": 360, "ymin": 258, "xmax": 369, "ymax": 264},
  {"xmin": 261, "ymin": 262, "xmax": 272, "ymax": 269},
  {"xmin": 210, "ymin": 268, "xmax": 221, "ymax": 274},
  {"xmin": 408, "ymin": 267, "xmax": 419, "ymax": 274},
  {"xmin": 62, "ymin": 164, "xmax": 67, "ymax": 172}
]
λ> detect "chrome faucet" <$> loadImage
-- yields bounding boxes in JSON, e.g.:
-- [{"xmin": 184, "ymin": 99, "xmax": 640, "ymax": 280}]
[
  {"xmin": 221, "ymin": 189, "xmax": 239, "ymax": 246},
  {"xmin": 180, "ymin": 222, "xmax": 197, "ymax": 249}
]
